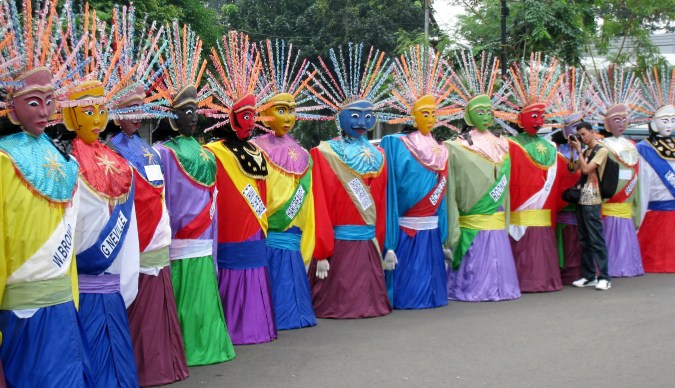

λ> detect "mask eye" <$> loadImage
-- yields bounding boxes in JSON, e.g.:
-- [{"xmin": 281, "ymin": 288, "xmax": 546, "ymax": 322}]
[
  {"xmin": 531, "ymin": 114, "xmax": 538, "ymax": 118},
  {"xmin": 277, "ymin": 108, "xmax": 285, "ymax": 115},
  {"xmin": 84, "ymin": 110, "xmax": 94, "ymax": 116},
  {"xmin": 28, "ymin": 101, "xmax": 39, "ymax": 107},
  {"xmin": 243, "ymin": 114, "xmax": 251, "ymax": 121},
  {"xmin": 99, "ymin": 109, "xmax": 106, "ymax": 115},
  {"xmin": 46, "ymin": 99, "xmax": 53, "ymax": 106},
  {"xmin": 365, "ymin": 114, "xmax": 372, "ymax": 119},
  {"xmin": 184, "ymin": 109, "xmax": 193, "ymax": 115},
  {"xmin": 423, "ymin": 113, "xmax": 429, "ymax": 117},
  {"xmin": 351, "ymin": 113, "xmax": 359, "ymax": 119}
]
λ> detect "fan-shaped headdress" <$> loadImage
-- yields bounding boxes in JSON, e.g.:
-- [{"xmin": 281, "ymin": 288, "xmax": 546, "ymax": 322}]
[
  {"xmin": 493, "ymin": 53, "xmax": 566, "ymax": 134},
  {"xmin": 635, "ymin": 66, "xmax": 675, "ymax": 124},
  {"xmin": 387, "ymin": 45, "xmax": 455, "ymax": 128},
  {"xmin": 551, "ymin": 66, "xmax": 596, "ymax": 134},
  {"xmin": 201, "ymin": 30, "xmax": 266, "ymax": 132},
  {"xmin": 257, "ymin": 38, "xmax": 327, "ymax": 126},
  {"xmin": 445, "ymin": 50, "xmax": 504, "ymax": 131},
  {"xmin": 303, "ymin": 42, "xmax": 393, "ymax": 135},
  {"xmin": 586, "ymin": 65, "xmax": 646, "ymax": 128}
]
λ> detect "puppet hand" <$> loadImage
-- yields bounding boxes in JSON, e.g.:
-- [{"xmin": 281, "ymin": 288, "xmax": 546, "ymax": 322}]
[
  {"xmin": 443, "ymin": 248, "xmax": 453, "ymax": 260},
  {"xmin": 316, "ymin": 260, "xmax": 330, "ymax": 279},
  {"xmin": 383, "ymin": 250, "xmax": 398, "ymax": 270}
]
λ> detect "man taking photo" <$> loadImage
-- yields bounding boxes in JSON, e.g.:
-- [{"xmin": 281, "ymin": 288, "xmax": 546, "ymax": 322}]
[{"xmin": 569, "ymin": 122, "xmax": 612, "ymax": 290}]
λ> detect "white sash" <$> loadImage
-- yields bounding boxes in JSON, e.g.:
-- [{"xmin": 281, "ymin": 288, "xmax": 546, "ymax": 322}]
[{"xmin": 509, "ymin": 161, "xmax": 557, "ymax": 241}]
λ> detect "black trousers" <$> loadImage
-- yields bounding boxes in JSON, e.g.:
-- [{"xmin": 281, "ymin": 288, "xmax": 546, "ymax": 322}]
[{"xmin": 576, "ymin": 204, "xmax": 610, "ymax": 281}]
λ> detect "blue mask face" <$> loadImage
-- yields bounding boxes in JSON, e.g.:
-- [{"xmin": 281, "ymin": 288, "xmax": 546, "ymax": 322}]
[{"xmin": 338, "ymin": 100, "xmax": 377, "ymax": 138}]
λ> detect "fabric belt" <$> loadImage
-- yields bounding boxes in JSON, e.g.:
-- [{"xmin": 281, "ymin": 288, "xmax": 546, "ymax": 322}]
[
  {"xmin": 140, "ymin": 246, "xmax": 170, "ymax": 269},
  {"xmin": 1, "ymin": 276, "xmax": 72, "ymax": 311},
  {"xmin": 509, "ymin": 209, "xmax": 551, "ymax": 227},
  {"xmin": 170, "ymin": 239, "xmax": 213, "ymax": 260},
  {"xmin": 217, "ymin": 239, "xmax": 267, "ymax": 270},
  {"xmin": 398, "ymin": 216, "xmax": 438, "ymax": 230},
  {"xmin": 266, "ymin": 231, "xmax": 301, "ymax": 251},
  {"xmin": 556, "ymin": 211, "xmax": 578, "ymax": 225},
  {"xmin": 648, "ymin": 200, "xmax": 675, "ymax": 211},
  {"xmin": 602, "ymin": 202, "xmax": 632, "ymax": 219},
  {"xmin": 333, "ymin": 225, "xmax": 375, "ymax": 241},
  {"xmin": 459, "ymin": 212, "xmax": 506, "ymax": 230},
  {"xmin": 78, "ymin": 274, "xmax": 121, "ymax": 294}
]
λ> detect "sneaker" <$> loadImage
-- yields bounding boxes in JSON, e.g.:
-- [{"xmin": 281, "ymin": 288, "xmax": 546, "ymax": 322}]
[
  {"xmin": 595, "ymin": 279, "xmax": 611, "ymax": 290},
  {"xmin": 572, "ymin": 277, "xmax": 598, "ymax": 288}
]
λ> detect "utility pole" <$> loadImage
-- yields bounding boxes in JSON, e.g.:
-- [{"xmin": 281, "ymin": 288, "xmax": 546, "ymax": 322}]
[
  {"xmin": 500, "ymin": 0, "xmax": 509, "ymax": 78},
  {"xmin": 424, "ymin": 0, "xmax": 432, "ymax": 46}
]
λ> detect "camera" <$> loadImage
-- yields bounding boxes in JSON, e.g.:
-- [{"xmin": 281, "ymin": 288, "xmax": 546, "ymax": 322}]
[{"xmin": 568, "ymin": 134, "xmax": 581, "ymax": 142}]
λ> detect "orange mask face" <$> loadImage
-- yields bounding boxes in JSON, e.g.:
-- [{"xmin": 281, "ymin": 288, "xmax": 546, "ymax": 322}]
[
  {"xmin": 8, "ymin": 68, "xmax": 55, "ymax": 137},
  {"xmin": 262, "ymin": 93, "xmax": 297, "ymax": 137},
  {"xmin": 412, "ymin": 95, "xmax": 437, "ymax": 135},
  {"xmin": 62, "ymin": 81, "xmax": 109, "ymax": 144}
]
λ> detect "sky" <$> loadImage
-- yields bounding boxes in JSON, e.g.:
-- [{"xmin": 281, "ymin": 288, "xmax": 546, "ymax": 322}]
[{"xmin": 433, "ymin": 0, "xmax": 464, "ymax": 35}]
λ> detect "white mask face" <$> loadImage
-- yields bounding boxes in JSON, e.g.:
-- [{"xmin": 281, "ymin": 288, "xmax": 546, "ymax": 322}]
[{"xmin": 652, "ymin": 105, "xmax": 675, "ymax": 137}]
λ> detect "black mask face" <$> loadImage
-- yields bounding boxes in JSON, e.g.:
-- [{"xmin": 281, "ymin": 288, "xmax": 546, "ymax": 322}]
[{"xmin": 170, "ymin": 87, "xmax": 199, "ymax": 137}]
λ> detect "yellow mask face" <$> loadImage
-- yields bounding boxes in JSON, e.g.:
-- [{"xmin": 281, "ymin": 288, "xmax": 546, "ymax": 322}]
[
  {"xmin": 412, "ymin": 95, "xmax": 437, "ymax": 135},
  {"xmin": 262, "ymin": 93, "xmax": 297, "ymax": 137},
  {"xmin": 62, "ymin": 81, "xmax": 109, "ymax": 144}
]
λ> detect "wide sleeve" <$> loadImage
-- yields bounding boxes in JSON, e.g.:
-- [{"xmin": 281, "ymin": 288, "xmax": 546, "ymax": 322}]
[
  {"xmin": 310, "ymin": 147, "xmax": 335, "ymax": 260},
  {"xmin": 116, "ymin": 197, "xmax": 140, "ymax": 307},
  {"xmin": 444, "ymin": 142, "xmax": 460, "ymax": 248},
  {"xmin": 632, "ymin": 159, "xmax": 642, "ymax": 228},
  {"xmin": 299, "ymin": 163, "xmax": 317, "ymax": 265},
  {"xmin": 373, "ymin": 147, "xmax": 388, "ymax": 252},
  {"xmin": 380, "ymin": 136, "xmax": 399, "ymax": 252},
  {"xmin": 638, "ymin": 153, "xmax": 650, "ymax": 223}
]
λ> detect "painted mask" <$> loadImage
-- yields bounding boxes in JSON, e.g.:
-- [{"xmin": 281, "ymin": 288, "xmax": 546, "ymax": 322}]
[
  {"xmin": 412, "ymin": 94, "xmax": 437, "ymax": 135},
  {"xmin": 170, "ymin": 86, "xmax": 199, "ymax": 137},
  {"xmin": 262, "ymin": 93, "xmax": 296, "ymax": 137},
  {"xmin": 62, "ymin": 80, "xmax": 109, "ymax": 144},
  {"xmin": 651, "ymin": 104, "xmax": 675, "ymax": 137},
  {"xmin": 518, "ymin": 102, "xmax": 546, "ymax": 135},
  {"xmin": 464, "ymin": 94, "xmax": 493, "ymax": 132},
  {"xmin": 230, "ymin": 93, "xmax": 256, "ymax": 140},
  {"xmin": 8, "ymin": 67, "xmax": 55, "ymax": 136},
  {"xmin": 605, "ymin": 103, "xmax": 628, "ymax": 137},
  {"xmin": 115, "ymin": 84, "xmax": 145, "ymax": 136},
  {"xmin": 563, "ymin": 111, "xmax": 583, "ymax": 138},
  {"xmin": 338, "ymin": 100, "xmax": 376, "ymax": 138}
]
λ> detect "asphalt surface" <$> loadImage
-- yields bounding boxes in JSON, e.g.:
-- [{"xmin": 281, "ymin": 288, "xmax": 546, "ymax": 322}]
[{"xmin": 172, "ymin": 274, "xmax": 675, "ymax": 388}]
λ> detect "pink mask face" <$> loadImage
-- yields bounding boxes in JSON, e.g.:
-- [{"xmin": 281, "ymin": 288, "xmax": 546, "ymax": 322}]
[
  {"xmin": 9, "ymin": 68, "xmax": 55, "ymax": 136},
  {"xmin": 605, "ymin": 104, "xmax": 628, "ymax": 137},
  {"xmin": 117, "ymin": 86, "xmax": 145, "ymax": 136},
  {"xmin": 518, "ymin": 103, "xmax": 546, "ymax": 135}
]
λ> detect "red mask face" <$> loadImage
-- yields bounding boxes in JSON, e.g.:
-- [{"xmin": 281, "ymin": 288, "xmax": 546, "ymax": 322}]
[
  {"xmin": 518, "ymin": 103, "xmax": 546, "ymax": 135},
  {"xmin": 231, "ymin": 94, "xmax": 256, "ymax": 140}
]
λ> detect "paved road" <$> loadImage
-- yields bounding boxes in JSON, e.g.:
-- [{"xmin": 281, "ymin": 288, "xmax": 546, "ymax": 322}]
[{"xmin": 173, "ymin": 274, "xmax": 675, "ymax": 388}]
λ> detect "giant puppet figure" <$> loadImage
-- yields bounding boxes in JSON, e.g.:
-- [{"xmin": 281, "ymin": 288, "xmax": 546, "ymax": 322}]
[
  {"xmin": 552, "ymin": 67, "xmax": 594, "ymax": 284},
  {"xmin": 588, "ymin": 66, "xmax": 644, "ymax": 278},
  {"xmin": 636, "ymin": 67, "xmax": 675, "ymax": 272},
  {"xmin": 203, "ymin": 31, "xmax": 277, "ymax": 345},
  {"xmin": 105, "ymin": 7, "xmax": 189, "ymax": 385},
  {"xmin": 444, "ymin": 51, "xmax": 521, "ymax": 301},
  {"xmin": 250, "ymin": 39, "xmax": 323, "ymax": 330},
  {"xmin": 380, "ymin": 45, "xmax": 451, "ymax": 309},
  {"xmin": 154, "ymin": 22, "xmax": 235, "ymax": 365},
  {"xmin": 0, "ymin": 1, "xmax": 93, "ymax": 386},
  {"xmin": 305, "ymin": 43, "xmax": 394, "ymax": 318},
  {"xmin": 495, "ymin": 53, "xmax": 566, "ymax": 293}
]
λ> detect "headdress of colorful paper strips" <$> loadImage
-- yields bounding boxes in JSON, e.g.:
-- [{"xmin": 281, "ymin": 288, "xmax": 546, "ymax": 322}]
[
  {"xmin": 493, "ymin": 52, "xmax": 567, "ymax": 134},
  {"xmin": 546, "ymin": 66, "xmax": 597, "ymax": 137},
  {"xmin": 104, "ymin": 4, "xmax": 174, "ymax": 121},
  {"xmin": 161, "ymin": 20, "xmax": 207, "ymax": 109},
  {"xmin": 443, "ymin": 49, "xmax": 505, "ymax": 132},
  {"xmin": 303, "ymin": 42, "xmax": 393, "ymax": 135},
  {"xmin": 256, "ymin": 38, "xmax": 329, "ymax": 130},
  {"xmin": 386, "ymin": 44, "xmax": 456, "ymax": 128},
  {"xmin": 634, "ymin": 66, "xmax": 675, "ymax": 122},
  {"xmin": 0, "ymin": 0, "xmax": 67, "ymax": 117},
  {"xmin": 51, "ymin": 2, "xmax": 172, "ymax": 122},
  {"xmin": 585, "ymin": 64, "xmax": 647, "ymax": 127},
  {"xmin": 201, "ymin": 30, "xmax": 268, "ymax": 132}
]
